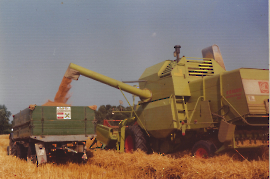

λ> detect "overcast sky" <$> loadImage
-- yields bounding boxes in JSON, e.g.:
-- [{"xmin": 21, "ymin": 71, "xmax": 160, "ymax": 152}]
[{"xmin": 0, "ymin": 0, "xmax": 268, "ymax": 120}]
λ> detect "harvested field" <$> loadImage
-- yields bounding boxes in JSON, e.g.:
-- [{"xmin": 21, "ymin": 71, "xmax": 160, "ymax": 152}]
[{"xmin": 0, "ymin": 134, "xmax": 268, "ymax": 179}]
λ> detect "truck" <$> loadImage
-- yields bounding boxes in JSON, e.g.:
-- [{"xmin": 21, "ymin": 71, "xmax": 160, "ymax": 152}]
[
  {"xmin": 64, "ymin": 44, "xmax": 269, "ymax": 158},
  {"xmin": 7, "ymin": 105, "xmax": 96, "ymax": 164}
]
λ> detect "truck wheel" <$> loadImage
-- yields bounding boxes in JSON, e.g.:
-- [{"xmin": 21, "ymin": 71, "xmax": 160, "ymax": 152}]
[
  {"xmin": 27, "ymin": 143, "xmax": 37, "ymax": 164},
  {"xmin": 16, "ymin": 144, "xmax": 21, "ymax": 158},
  {"xmin": 76, "ymin": 150, "xmax": 88, "ymax": 164},
  {"xmin": 16, "ymin": 144, "xmax": 27, "ymax": 160},
  {"xmin": 11, "ymin": 142, "xmax": 17, "ymax": 156},
  {"xmin": 192, "ymin": 140, "xmax": 217, "ymax": 159},
  {"xmin": 125, "ymin": 125, "xmax": 148, "ymax": 153}
]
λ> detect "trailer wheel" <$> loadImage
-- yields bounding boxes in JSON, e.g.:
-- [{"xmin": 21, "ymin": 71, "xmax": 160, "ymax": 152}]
[
  {"xmin": 7, "ymin": 146, "xmax": 10, "ymax": 155},
  {"xmin": 11, "ymin": 142, "xmax": 17, "ymax": 156},
  {"xmin": 192, "ymin": 140, "xmax": 217, "ymax": 159},
  {"xmin": 27, "ymin": 143, "xmax": 37, "ymax": 164},
  {"xmin": 77, "ymin": 149, "xmax": 88, "ymax": 164},
  {"xmin": 16, "ymin": 144, "xmax": 27, "ymax": 160},
  {"xmin": 125, "ymin": 125, "xmax": 148, "ymax": 153},
  {"xmin": 16, "ymin": 144, "xmax": 21, "ymax": 158}
]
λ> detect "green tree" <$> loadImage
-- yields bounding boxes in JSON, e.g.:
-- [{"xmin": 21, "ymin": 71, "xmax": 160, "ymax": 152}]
[{"xmin": 0, "ymin": 105, "xmax": 12, "ymax": 134}]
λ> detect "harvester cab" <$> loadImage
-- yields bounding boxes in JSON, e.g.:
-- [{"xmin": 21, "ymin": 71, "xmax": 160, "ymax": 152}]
[{"xmin": 65, "ymin": 45, "xmax": 269, "ymax": 157}]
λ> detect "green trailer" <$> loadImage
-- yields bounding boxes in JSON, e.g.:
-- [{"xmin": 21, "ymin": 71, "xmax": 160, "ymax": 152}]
[
  {"xmin": 67, "ymin": 44, "xmax": 269, "ymax": 158},
  {"xmin": 8, "ymin": 105, "xmax": 96, "ymax": 164}
]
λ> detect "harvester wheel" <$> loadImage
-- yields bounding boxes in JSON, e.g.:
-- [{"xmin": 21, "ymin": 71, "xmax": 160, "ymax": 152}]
[
  {"xmin": 27, "ymin": 143, "xmax": 37, "ymax": 164},
  {"xmin": 125, "ymin": 125, "xmax": 148, "ymax": 153},
  {"xmin": 192, "ymin": 140, "xmax": 217, "ymax": 159},
  {"xmin": 124, "ymin": 135, "xmax": 134, "ymax": 153}
]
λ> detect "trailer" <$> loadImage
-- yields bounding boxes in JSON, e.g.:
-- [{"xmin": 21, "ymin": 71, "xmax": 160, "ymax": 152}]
[{"xmin": 7, "ymin": 105, "xmax": 96, "ymax": 164}]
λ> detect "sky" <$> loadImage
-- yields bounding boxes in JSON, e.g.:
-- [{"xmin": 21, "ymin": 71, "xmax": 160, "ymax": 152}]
[{"xmin": 0, "ymin": 0, "xmax": 268, "ymax": 120}]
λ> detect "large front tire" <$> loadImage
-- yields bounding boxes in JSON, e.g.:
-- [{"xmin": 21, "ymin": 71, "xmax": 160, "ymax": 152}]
[{"xmin": 125, "ymin": 125, "xmax": 148, "ymax": 153}]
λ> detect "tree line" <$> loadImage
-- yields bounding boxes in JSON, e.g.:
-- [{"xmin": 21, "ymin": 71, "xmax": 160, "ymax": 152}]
[
  {"xmin": 0, "ymin": 105, "xmax": 12, "ymax": 134},
  {"xmin": 95, "ymin": 104, "xmax": 134, "ymax": 126}
]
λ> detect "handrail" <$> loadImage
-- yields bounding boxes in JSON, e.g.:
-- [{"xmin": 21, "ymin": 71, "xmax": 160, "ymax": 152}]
[
  {"xmin": 221, "ymin": 95, "xmax": 268, "ymax": 126},
  {"xmin": 188, "ymin": 96, "xmax": 204, "ymax": 123},
  {"xmin": 118, "ymin": 86, "xmax": 150, "ymax": 136}
]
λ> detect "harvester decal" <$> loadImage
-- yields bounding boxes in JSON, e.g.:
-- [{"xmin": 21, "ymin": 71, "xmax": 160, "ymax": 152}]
[{"xmin": 258, "ymin": 81, "xmax": 269, "ymax": 93}]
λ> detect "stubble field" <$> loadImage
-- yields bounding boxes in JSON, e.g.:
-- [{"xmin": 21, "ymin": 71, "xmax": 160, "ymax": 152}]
[{"xmin": 0, "ymin": 134, "xmax": 268, "ymax": 179}]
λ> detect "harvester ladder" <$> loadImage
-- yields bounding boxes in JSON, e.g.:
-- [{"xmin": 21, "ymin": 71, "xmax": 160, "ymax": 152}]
[{"xmin": 175, "ymin": 96, "xmax": 189, "ymax": 123}]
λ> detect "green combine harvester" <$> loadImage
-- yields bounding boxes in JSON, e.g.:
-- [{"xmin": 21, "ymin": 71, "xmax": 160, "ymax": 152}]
[{"xmin": 65, "ymin": 45, "xmax": 268, "ymax": 158}]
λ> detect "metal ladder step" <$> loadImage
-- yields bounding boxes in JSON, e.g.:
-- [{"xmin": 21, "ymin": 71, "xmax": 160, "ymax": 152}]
[{"xmin": 176, "ymin": 99, "xmax": 184, "ymax": 103}]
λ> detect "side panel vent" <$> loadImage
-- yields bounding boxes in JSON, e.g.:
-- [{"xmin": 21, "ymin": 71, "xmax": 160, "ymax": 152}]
[
  {"xmin": 187, "ymin": 60, "xmax": 214, "ymax": 76},
  {"xmin": 160, "ymin": 61, "xmax": 177, "ymax": 78}
]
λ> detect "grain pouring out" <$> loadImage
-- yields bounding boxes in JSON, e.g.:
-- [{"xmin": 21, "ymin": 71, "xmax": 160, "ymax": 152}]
[{"xmin": 42, "ymin": 76, "xmax": 72, "ymax": 106}]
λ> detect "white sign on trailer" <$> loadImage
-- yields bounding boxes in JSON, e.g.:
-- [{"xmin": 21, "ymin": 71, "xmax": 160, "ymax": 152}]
[{"xmin": 56, "ymin": 107, "xmax": 71, "ymax": 119}]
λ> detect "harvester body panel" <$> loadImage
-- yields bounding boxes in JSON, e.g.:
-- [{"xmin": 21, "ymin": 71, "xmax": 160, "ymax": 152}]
[
  {"xmin": 221, "ymin": 68, "xmax": 269, "ymax": 120},
  {"xmin": 135, "ymin": 57, "xmax": 228, "ymax": 138},
  {"xmin": 136, "ymin": 97, "xmax": 176, "ymax": 138}
]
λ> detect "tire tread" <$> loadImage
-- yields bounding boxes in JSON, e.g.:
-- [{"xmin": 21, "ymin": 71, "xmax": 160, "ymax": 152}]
[{"xmin": 127, "ymin": 125, "xmax": 148, "ymax": 153}]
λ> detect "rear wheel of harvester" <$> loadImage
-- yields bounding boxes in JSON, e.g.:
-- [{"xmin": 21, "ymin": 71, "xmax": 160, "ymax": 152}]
[
  {"xmin": 27, "ymin": 143, "xmax": 37, "ymax": 164},
  {"xmin": 124, "ymin": 125, "xmax": 148, "ymax": 153},
  {"xmin": 192, "ymin": 140, "xmax": 217, "ymax": 159}
]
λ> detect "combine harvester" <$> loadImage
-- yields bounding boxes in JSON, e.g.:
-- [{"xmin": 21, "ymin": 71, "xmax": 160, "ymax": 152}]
[{"xmin": 65, "ymin": 45, "xmax": 268, "ymax": 158}]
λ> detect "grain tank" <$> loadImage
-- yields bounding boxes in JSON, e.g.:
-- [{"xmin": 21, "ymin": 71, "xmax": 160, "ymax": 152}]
[{"xmin": 65, "ymin": 45, "xmax": 269, "ymax": 158}]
